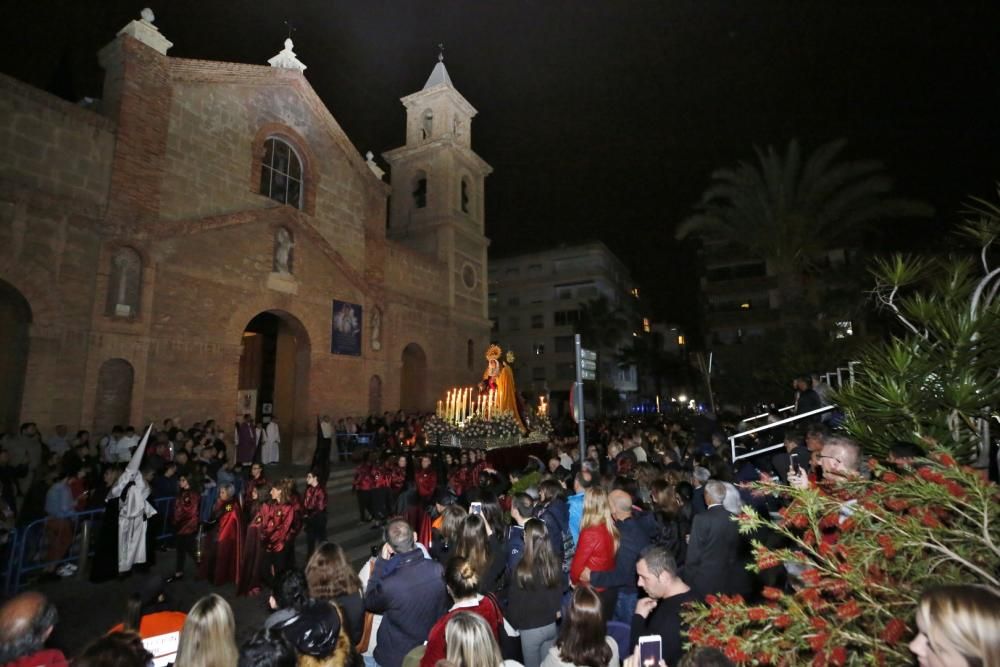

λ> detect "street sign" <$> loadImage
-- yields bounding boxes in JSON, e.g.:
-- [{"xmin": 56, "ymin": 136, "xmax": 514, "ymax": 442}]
[
  {"xmin": 581, "ymin": 369, "xmax": 596, "ymax": 381},
  {"xmin": 581, "ymin": 349, "xmax": 597, "ymax": 361},
  {"xmin": 580, "ymin": 359, "xmax": 597, "ymax": 371}
]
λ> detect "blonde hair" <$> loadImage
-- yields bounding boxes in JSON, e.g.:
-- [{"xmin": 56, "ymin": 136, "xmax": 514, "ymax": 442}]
[
  {"xmin": 580, "ymin": 486, "xmax": 619, "ymax": 553},
  {"xmin": 918, "ymin": 584, "xmax": 1000, "ymax": 667},
  {"xmin": 444, "ymin": 611, "xmax": 503, "ymax": 667},
  {"xmin": 175, "ymin": 594, "xmax": 237, "ymax": 667}
]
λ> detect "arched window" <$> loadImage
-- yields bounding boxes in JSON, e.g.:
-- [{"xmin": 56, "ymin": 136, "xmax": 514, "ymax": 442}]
[
  {"xmin": 105, "ymin": 247, "xmax": 142, "ymax": 317},
  {"xmin": 259, "ymin": 137, "xmax": 303, "ymax": 208},
  {"xmin": 421, "ymin": 109, "xmax": 434, "ymax": 140},
  {"xmin": 460, "ymin": 178, "xmax": 470, "ymax": 214},
  {"xmin": 413, "ymin": 171, "xmax": 427, "ymax": 209}
]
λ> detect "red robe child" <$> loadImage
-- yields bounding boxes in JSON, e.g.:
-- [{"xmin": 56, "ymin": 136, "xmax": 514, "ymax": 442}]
[{"xmin": 200, "ymin": 491, "xmax": 244, "ymax": 586}]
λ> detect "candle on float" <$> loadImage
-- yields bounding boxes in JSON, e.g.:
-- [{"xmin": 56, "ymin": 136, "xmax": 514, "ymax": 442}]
[{"xmin": 466, "ymin": 387, "xmax": 472, "ymax": 420}]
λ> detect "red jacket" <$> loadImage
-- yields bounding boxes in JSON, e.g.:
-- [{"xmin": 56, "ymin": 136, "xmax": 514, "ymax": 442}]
[
  {"xmin": 5, "ymin": 649, "xmax": 69, "ymax": 667},
  {"xmin": 353, "ymin": 464, "xmax": 374, "ymax": 491},
  {"xmin": 303, "ymin": 486, "xmax": 327, "ymax": 516},
  {"xmin": 372, "ymin": 465, "xmax": 392, "ymax": 490},
  {"xmin": 388, "ymin": 465, "xmax": 407, "ymax": 492},
  {"xmin": 260, "ymin": 502, "xmax": 295, "ymax": 552},
  {"xmin": 415, "ymin": 469, "xmax": 437, "ymax": 499},
  {"xmin": 448, "ymin": 467, "xmax": 469, "ymax": 496},
  {"xmin": 570, "ymin": 525, "xmax": 617, "ymax": 590},
  {"xmin": 420, "ymin": 595, "xmax": 502, "ymax": 667},
  {"xmin": 173, "ymin": 490, "xmax": 201, "ymax": 536}
]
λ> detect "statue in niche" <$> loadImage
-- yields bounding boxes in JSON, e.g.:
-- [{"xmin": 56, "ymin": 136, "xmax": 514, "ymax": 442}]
[
  {"xmin": 370, "ymin": 307, "xmax": 382, "ymax": 351},
  {"xmin": 274, "ymin": 227, "xmax": 294, "ymax": 274},
  {"xmin": 107, "ymin": 247, "xmax": 141, "ymax": 316}
]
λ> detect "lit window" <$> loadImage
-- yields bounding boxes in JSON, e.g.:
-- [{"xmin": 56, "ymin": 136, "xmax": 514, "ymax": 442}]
[
  {"xmin": 631, "ymin": 288, "xmax": 640, "ymax": 298},
  {"xmin": 259, "ymin": 138, "xmax": 303, "ymax": 208},
  {"xmin": 533, "ymin": 344, "xmax": 545, "ymax": 355},
  {"xmin": 835, "ymin": 320, "xmax": 854, "ymax": 338},
  {"xmin": 740, "ymin": 302, "xmax": 751, "ymax": 310},
  {"xmin": 642, "ymin": 318, "xmax": 651, "ymax": 333},
  {"xmin": 677, "ymin": 335, "xmax": 685, "ymax": 346}
]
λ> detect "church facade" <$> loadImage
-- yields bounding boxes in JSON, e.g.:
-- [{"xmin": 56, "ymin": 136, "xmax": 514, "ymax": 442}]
[{"xmin": 0, "ymin": 13, "xmax": 491, "ymax": 461}]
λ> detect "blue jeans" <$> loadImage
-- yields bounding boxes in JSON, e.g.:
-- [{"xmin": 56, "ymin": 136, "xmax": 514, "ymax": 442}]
[{"xmin": 613, "ymin": 589, "xmax": 638, "ymax": 624}]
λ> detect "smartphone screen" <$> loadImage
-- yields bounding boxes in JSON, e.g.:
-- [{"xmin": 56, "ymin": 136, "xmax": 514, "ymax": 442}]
[
  {"xmin": 469, "ymin": 502, "xmax": 482, "ymax": 515},
  {"xmin": 638, "ymin": 635, "xmax": 661, "ymax": 667}
]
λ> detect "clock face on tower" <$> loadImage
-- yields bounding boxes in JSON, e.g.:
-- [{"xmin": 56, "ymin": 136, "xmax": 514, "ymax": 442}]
[{"xmin": 462, "ymin": 264, "xmax": 477, "ymax": 289}]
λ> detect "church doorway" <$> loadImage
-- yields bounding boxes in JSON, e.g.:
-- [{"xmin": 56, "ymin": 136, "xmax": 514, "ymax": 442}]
[
  {"xmin": 0, "ymin": 281, "xmax": 31, "ymax": 436},
  {"xmin": 94, "ymin": 359, "xmax": 134, "ymax": 433},
  {"xmin": 368, "ymin": 375, "xmax": 383, "ymax": 416},
  {"xmin": 400, "ymin": 343, "xmax": 427, "ymax": 412},
  {"xmin": 239, "ymin": 311, "xmax": 311, "ymax": 462}
]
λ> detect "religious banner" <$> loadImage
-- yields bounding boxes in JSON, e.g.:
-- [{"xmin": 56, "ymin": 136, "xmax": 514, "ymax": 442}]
[
  {"xmin": 331, "ymin": 300, "xmax": 362, "ymax": 355},
  {"xmin": 236, "ymin": 390, "xmax": 257, "ymax": 419}
]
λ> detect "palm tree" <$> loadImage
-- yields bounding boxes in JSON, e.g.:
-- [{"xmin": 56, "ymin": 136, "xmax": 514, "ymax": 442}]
[
  {"xmin": 617, "ymin": 331, "xmax": 683, "ymax": 404},
  {"xmin": 575, "ymin": 296, "xmax": 631, "ymax": 416},
  {"xmin": 676, "ymin": 139, "xmax": 932, "ymax": 318}
]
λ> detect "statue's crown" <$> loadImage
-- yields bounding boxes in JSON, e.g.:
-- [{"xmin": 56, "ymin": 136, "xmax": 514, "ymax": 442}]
[{"xmin": 485, "ymin": 344, "xmax": 502, "ymax": 361}]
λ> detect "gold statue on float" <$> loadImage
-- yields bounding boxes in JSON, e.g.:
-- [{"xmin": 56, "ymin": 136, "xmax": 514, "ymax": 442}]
[{"xmin": 481, "ymin": 344, "xmax": 526, "ymax": 431}]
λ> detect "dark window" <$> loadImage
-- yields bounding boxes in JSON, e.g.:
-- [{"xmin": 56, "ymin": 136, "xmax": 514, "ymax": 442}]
[
  {"xmin": 554, "ymin": 310, "xmax": 580, "ymax": 326},
  {"xmin": 259, "ymin": 138, "xmax": 303, "ymax": 208},
  {"xmin": 508, "ymin": 296, "xmax": 520, "ymax": 306},
  {"xmin": 532, "ymin": 367, "xmax": 546, "ymax": 381},
  {"xmin": 508, "ymin": 317, "xmax": 520, "ymax": 332},
  {"xmin": 554, "ymin": 335, "xmax": 575, "ymax": 353},
  {"xmin": 531, "ymin": 314, "xmax": 544, "ymax": 329},
  {"xmin": 413, "ymin": 177, "xmax": 427, "ymax": 209},
  {"xmin": 461, "ymin": 179, "xmax": 470, "ymax": 213}
]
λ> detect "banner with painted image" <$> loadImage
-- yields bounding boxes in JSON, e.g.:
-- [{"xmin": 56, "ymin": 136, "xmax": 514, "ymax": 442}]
[{"xmin": 331, "ymin": 300, "xmax": 362, "ymax": 355}]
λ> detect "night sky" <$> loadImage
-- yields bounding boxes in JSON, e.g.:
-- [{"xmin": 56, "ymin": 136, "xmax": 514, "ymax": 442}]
[{"xmin": 5, "ymin": 1, "xmax": 1000, "ymax": 337}]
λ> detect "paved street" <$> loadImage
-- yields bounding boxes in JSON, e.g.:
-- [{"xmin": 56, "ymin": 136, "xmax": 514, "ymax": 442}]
[{"xmin": 31, "ymin": 463, "xmax": 381, "ymax": 658}]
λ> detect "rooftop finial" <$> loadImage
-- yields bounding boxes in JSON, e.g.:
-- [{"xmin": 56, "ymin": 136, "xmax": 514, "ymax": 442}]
[
  {"xmin": 285, "ymin": 20, "xmax": 296, "ymax": 40},
  {"xmin": 140, "ymin": 8, "xmax": 155, "ymax": 24},
  {"xmin": 438, "ymin": 43, "xmax": 444, "ymax": 62}
]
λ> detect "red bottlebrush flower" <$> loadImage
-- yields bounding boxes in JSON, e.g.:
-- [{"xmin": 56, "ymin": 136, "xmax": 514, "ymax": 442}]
[
  {"xmin": 917, "ymin": 467, "xmax": 947, "ymax": 484},
  {"xmin": 789, "ymin": 513, "xmax": 809, "ymax": 530},
  {"xmin": 705, "ymin": 594, "xmax": 718, "ymax": 605},
  {"xmin": 945, "ymin": 480, "xmax": 967, "ymax": 499},
  {"xmin": 756, "ymin": 549, "xmax": 781, "ymax": 570},
  {"xmin": 839, "ymin": 517, "xmax": 856, "ymax": 532},
  {"xmin": 810, "ymin": 616, "xmax": 828, "ymax": 630},
  {"xmin": 762, "ymin": 586, "xmax": 784, "ymax": 601},
  {"xmin": 836, "ymin": 562, "xmax": 853, "ymax": 575},
  {"xmin": 775, "ymin": 614, "xmax": 792, "ymax": 628},
  {"xmin": 747, "ymin": 607, "xmax": 769, "ymax": 622},
  {"xmin": 800, "ymin": 587, "xmax": 823, "ymax": 609},
  {"xmin": 836, "ymin": 600, "xmax": 861, "ymax": 620},
  {"xmin": 829, "ymin": 646, "xmax": 848, "ymax": 666},
  {"xmin": 709, "ymin": 606, "xmax": 726, "ymax": 621},
  {"xmin": 881, "ymin": 471, "xmax": 899, "ymax": 483},
  {"xmin": 885, "ymin": 497, "xmax": 909, "ymax": 512},
  {"xmin": 882, "ymin": 618, "xmax": 907, "ymax": 644},
  {"xmin": 804, "ymin": 530, "xmax": 817, "ymax": 545},
  {"xmin": 823, "ymin": 580, "xmax": 850, "ymax": 598},
  {"xmin": 819, "ymin": 512, "xmax": 840, "ymax": 529},
  {"xmin": 937, "ymin": 453, "xmax": 957, "ymax": 467},
  {"xmin": 801, "ymin": 569, "xmax": 821, "ymax": 586},
  {"xmin": 921, "ymin": 510, "xmax": 942, "ymax": 528},
  {"xmin": 811, "ymin": 652, "xmax": 826, "ymax": 667},
  {"xmin": 877, "ymin": 534, "xmax": 897, "ymax": 558},
  {"xmin": 724, "ymin": 645, "xmax": 750, "ymax": 664},
  {"xmin": 808, "ymin": 632, "xmax": 829, "ymax": 651},
  {"xmin": 688, "ymin": 626, "xmax": 705, "ymax": 644}
]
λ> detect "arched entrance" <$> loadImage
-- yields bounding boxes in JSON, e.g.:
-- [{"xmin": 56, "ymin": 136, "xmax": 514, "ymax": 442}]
[
  {"xmin": 368, "ymin": 375, "xmax": 383, "ymax": 416},
  {"xmin": 400, "ymin": 343, "xmax": 427, "ymax": 412},
  {"xmin": 0, "ymin": 281, "xmax": 31, "ymax": 435},
  {"xmin": 239, "ymin": 311, "xmax": 311, "ymax": 462},
  {"xmin": 94, "ymin": 359, "xmax": 134, "ymax": 433}
]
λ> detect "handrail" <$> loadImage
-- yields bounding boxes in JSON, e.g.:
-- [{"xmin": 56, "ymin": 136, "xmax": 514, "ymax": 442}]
[
  {"xmin": 728, "ymin": 405, "xmax": 836, "ymax": 463},
  {"xmin": 741, "ymin": 405, "xmax": 795, "ymax": 424}
]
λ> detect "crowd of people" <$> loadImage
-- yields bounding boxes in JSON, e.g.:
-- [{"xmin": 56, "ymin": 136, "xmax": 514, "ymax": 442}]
[{"xmin": 0, "ymin": 406, "xmax": 998, "ymax": 667}]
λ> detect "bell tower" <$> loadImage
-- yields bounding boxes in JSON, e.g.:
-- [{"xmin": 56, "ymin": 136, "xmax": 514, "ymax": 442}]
[{"xmin": 383, "ymin": 53, "xmax": 492, "ymax": 321}]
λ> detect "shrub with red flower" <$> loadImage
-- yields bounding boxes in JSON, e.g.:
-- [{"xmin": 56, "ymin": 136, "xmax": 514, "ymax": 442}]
[{"xmin": 682, "ymin": 457, "xmax": 999, "ymax": 665}]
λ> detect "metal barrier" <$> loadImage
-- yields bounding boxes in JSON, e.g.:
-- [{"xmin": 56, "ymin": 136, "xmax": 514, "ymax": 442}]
[
  {"xmin": 728, "ymin": 405, "xmax": 837, "ymax": 464},
  {"xmin": 334, "ymin": 432, "xmax": 375, "ymax": 457},
  {"xmin": 6, "ymin": 496, "xmax": 177, "ymax": 594}
]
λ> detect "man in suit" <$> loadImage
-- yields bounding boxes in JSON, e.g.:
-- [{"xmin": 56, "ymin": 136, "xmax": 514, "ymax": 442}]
[
  {"xmin": 682, "ymin": 480, "xmax": 751, "ymax": 599},
  {"xmin": 771, "ymin": 429, "xmax": 813, "ymax": 483}
]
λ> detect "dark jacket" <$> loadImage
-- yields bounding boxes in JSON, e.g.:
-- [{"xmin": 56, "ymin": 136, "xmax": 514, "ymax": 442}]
[
  {"xmin": 364, "ymin": 548, "xmax": 449, "ymax": 667},
  {"xmin": 536, "ymin": 497, "xmax": 569, "ymax": 561},
  {"xmin": 504, "ymin": 523, "xmax": 525, "ymax": 576},
  {"xmin": 590, "ymin": 511, "xmax": 657, "ymax": 593},
  {"xmin": 682, "ymin": 505, "xmax": 752, "ymax": 599},
  {"xmin": 629, "ymin": 590, "xmax": 697, "ymax": 667}
]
